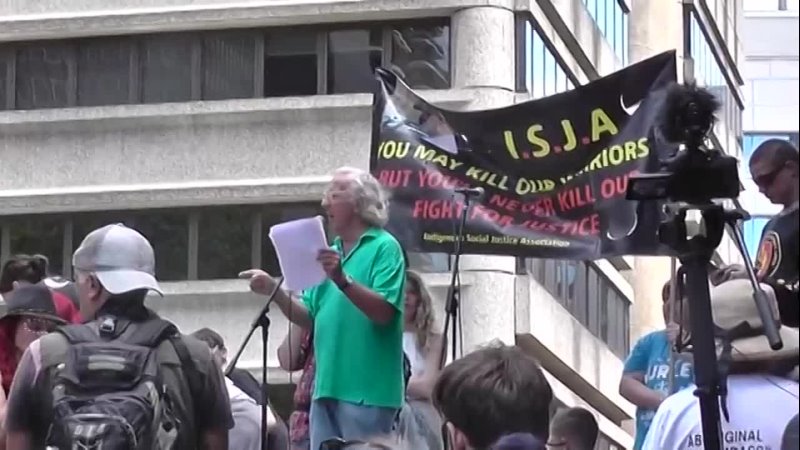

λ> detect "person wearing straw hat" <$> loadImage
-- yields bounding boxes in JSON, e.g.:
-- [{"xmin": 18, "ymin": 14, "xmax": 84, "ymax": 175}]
[{"xmin": 642, "ymin": 279, "xmax": 799, "ymax": 450}]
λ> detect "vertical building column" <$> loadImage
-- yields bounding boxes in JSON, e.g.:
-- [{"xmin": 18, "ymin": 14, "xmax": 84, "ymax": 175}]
[
  {"xmin": 628, "ymin": 0, "xmax": 685, "ymax": 341},
  {"xmin": 447, "ymin": 6, "xmax": 518, "ymax": 351}
]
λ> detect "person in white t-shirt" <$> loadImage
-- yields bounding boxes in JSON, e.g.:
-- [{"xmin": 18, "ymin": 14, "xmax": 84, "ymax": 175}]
[
  {"xmin": 642, "ymin": 279, "xmax": 799, "ymax": 450},
  {"xmin": 191, "ymin": 328, "xmax": 279, "ymax": 450}
]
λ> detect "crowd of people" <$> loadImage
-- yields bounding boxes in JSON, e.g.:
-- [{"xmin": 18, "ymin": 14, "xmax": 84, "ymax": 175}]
[{"xmin": 0, "ymin": 137, "xmax": 796, "ymax": 450}]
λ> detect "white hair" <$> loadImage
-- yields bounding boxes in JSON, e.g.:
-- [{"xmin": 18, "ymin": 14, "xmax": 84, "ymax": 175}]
[{"xmin": 332, "ymin": 166, "xmax": 390, "ymax": 228}]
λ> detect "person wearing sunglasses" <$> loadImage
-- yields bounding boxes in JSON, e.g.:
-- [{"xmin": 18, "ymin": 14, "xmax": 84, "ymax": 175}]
[
  {"xmin": 714, "ymin": 139, "xmax": 799, "ymax": 327},
  {"xmin": 0, "ymin": 282, "xmax": 68, "ymax": 450},
  {"xmin": 749, "ymin": 139, "xmax": 799, "ymax": 327}
]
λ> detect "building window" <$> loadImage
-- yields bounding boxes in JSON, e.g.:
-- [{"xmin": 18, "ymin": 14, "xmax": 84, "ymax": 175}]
[
  {"xmin": 517, "ymin": 18, "xmax": 579, "ymax": 97},
  {"xmin": 524, "ymin": 259, "xmax": 630, "ymax": 358},
  {"xmin": 5, "ymin": 215, "xmax": 66, "ymax": 277},
  {"xmin": 743, "ymin": 215, "xmax": 771, "ymax": 259},
  {"xmin": 689, "ymin": 13, "xmax": 743, "ymax": 153},
  {"xmin": 0, "ymin": 20, "xmax": 451, "ymax": 111},
  {"xmin": 141, "ymin": 33, "xmax": 194, "ymax": 104},
  {"xmin": 264, "ymin": 30, "xmax": 318, "ymax": 97},
  {"xmin": 327, "ymin": 28, "xmax": 383, "ymax": 94},
  {"xmin": 77, "ymin": 38, "xmax": 134, "ymax": 106},
  {"xmin": 201, "ymin": 30, "xmax": 258, "ymax": 101},
  {"xmin": 15, "ymin": 43, "xmax": 74, "ymax": 110},
  {"xmin": 744, "ymin": 0, "xmax": 800, "ymax": 11},
  {"xmin": 582, "ymin": 0, "xmax": 629, "ymax": 64},
  {"xmin": 389, "ymin": 23, "xmax": 451, "ymax": 89},
  {"xmin": 743, "ymin": 133, "xmax": 800, "ymax": 165}
]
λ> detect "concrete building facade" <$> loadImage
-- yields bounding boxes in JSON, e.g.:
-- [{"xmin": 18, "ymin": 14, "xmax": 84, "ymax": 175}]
[
  {"xmin": 740, "ymin": 0, "xmax": 799, "ymax": 256},
  {"xmin": 0, "ymin": 1, "xmax": 745, "ymax": 447}
]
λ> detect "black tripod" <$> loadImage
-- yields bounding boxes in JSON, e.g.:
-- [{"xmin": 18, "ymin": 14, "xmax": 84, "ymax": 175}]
[
  {"xmin": 226, "ymin": 277, "xmax": 285, "ymax": 450},
  {"xmin": 658, "ymin": 204, "xmax": 782, "ymax": 449},
  {"xmin": 439, "ymin": 190, "xmax": 480, "ymax": 369}
]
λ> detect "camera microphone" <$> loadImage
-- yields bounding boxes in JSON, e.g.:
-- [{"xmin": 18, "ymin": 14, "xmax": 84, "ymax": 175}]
[
  {"xmin": 658, "ymin": 82, "xmax": 720, "ymax": 145},
  {"xmin": 454, "ymin": 187, "xmax": 485, "ymax": 197}
]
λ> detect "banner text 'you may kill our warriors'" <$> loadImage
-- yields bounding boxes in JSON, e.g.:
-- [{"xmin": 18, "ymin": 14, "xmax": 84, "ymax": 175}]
[{"xmin": 370, "ymin": 51, "xmax": 678, "ymax": 259}]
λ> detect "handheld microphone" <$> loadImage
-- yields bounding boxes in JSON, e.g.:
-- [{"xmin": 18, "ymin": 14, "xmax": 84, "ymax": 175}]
[{"xmin": 454, "ymin": 186, "xmax": 485, "ymax": 197}]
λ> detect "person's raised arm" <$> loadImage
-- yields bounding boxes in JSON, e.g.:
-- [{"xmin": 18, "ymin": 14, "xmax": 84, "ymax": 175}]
[
  {"xmin": 278, "ymin": 324, "xmax": 309, "ymax": 371},
  {"xmin": 239, "ymin": 269, "xmax": 312, "ymax": 329}
]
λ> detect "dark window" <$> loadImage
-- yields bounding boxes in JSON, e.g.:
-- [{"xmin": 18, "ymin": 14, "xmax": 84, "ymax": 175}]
[
  {"xmin": 1, "ymin": 19, "xmax": 449, "ymax": 111},
  {"xmin": 72, "ymin": 211, "xmax": 137, "ymax": 248},
  {"xmin": 197, "ymin": 206, "xmax": 254, "ymax": 280},
  {"xmin": 261, "ymin": 202, "xmax": 325, "ymax": 276},
  {"xmin": 77, "ymin": 38, "xmax": 133, "ymax": 106},
  {"xmin": 15, "ymin": 43, "xmax": 72, "ymax": 110},
  {"xmin": 202, "ymin": 31, "xmax": 256, "ymax": 100},
  {"xmin": 131, "ymin": 210, "xmax": 189, "ymax": 281},
  {"xmin": 517, "ymin": 19, "xmax": 577, "ymax": 96},
  {"xmin": 141, "ymin": 33, "xmax": 194, "ymax": 103},
  {"xmin": 73, "ymin": 210, "xmax": 188, "ymax": 281},
  {"xmin": 0, "ymin": 51, "xmax": 8, "ymax": 110},
  {"xmin": 8, "ymin": 215, "xmax": 66, "ymax": 277},
  {"xmin": 390, "ymin": 23, "xmax": 450, "ymax": 89},
  {"xmin": 264, "ymin": 30, "xmax": 318, "ymax": 97},
  {"xmin": 327, "ymin": 28, "xmax": 382, "ymax": 94}
]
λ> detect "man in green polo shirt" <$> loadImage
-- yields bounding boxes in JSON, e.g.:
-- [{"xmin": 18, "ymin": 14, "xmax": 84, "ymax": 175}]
[{"xmin": 241, "ymin": 166, "xmax": 406, "ymax": 449}]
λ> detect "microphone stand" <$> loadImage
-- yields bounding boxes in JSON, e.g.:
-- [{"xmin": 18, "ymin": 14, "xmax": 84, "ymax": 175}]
[
  {"xmin": 226, "ymin": 276, "xmax": 285, "ymax": 450},
  {"xmin": 439, "ymin": 192, "xmax": 476, "ymax": 369}
]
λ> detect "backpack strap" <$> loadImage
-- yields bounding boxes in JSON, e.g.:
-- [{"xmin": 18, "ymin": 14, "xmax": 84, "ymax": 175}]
[
  {"xmin": 168, "ymin": 336, "xmax": 202, "ymax": 394},
  {"xmin": 168, "ymin": 335, "xmax": 204, "ymax": 435}
]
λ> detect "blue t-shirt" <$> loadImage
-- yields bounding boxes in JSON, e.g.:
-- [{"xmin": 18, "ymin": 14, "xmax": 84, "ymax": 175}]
[{"xmin": 623, "ymin": 329, "xmax": 694, "ymax": 450}]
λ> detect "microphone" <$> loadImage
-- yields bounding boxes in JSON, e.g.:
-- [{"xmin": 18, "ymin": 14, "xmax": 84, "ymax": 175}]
[{"xmin": 454, "ymin": 186, "xmax": 485, "ymax": 197}]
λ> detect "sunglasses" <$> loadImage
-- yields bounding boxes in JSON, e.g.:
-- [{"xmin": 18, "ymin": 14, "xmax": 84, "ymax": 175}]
[
  {"xmin": 21, "ymin": 316, "xmax": 58, "ymax": 333},
  {"xmin": 753, "ymin": 162, "xmax": 787, "ymax": 188},
  {"xmin": 319, "ymin": 439, "xmax": 393, "ymax": 450}
]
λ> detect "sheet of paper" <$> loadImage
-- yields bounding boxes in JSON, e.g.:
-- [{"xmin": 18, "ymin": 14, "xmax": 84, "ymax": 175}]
[{"xmin": 268, "ymin": 215, "xmax": 329, "ymax": 291}]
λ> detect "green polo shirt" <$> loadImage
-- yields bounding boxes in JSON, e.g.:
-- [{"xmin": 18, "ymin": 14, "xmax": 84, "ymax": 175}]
[{"xmin": 302, "ymin": 227, "xmax": 406, "ymax": 408}]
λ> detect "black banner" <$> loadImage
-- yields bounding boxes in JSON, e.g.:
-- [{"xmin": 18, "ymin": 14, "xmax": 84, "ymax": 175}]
[{"xmin": 370, "ymin": 51, "xmax": 677, "ymax": 259}]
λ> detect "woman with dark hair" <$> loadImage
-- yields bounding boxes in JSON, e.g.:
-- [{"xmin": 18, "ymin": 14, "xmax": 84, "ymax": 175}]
[
  {"xmin": 0, "ymin": 283, "xmax": 74, "ymax": 448},
  {"xmin": 0, "ymin": 254, "xmax": 81, "ymax": 323}
]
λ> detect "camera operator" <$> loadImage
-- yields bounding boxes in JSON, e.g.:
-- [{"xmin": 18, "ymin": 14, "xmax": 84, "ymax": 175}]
[{"xmin": 720, "ymin": 139, "xmax": 799, "ymax": 327}]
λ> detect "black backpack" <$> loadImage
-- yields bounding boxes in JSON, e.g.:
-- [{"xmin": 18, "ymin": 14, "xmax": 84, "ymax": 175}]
[{"xmin": 46, "ymin": 316, "xmax": 194, "ymax": 450}]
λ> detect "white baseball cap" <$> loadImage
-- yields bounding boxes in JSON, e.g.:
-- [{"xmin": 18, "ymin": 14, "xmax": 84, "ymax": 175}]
[{"xmin": 72, "ymin": 224, "xmax": 163, "ymax": 295}]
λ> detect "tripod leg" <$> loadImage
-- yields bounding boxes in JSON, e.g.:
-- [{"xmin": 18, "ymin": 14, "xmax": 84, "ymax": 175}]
[
  {"xmin": 727, "ymin": 222, "xmax": 783, "ymax": 349},
  {"xmin": 683, "ymin": 258, "xmax": 723, "ymax": 450}
]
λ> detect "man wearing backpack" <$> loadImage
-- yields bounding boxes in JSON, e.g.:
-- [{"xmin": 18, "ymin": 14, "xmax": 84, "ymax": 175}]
[{"xmin": 4, "ymin": 224, "xmax": 233, "ymax": 449}]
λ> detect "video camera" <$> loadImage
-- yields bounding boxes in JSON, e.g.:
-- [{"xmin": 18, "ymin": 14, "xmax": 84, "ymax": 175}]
[{"xmin": 626, "ymin": 82, "xmax": 740, "ymax": 204}]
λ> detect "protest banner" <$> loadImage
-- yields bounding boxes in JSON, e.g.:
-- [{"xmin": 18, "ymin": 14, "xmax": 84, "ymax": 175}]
[{"xmin": 370, "ymin": 51, "xmax": 677, "ymax": 258}]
